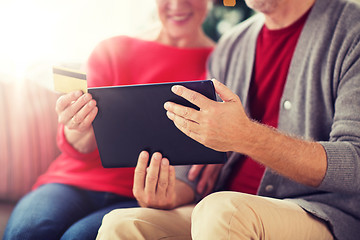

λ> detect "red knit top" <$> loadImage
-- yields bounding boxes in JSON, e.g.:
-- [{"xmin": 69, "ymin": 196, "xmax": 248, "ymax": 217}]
[{"xmin": 33, "ymin": 36, "xmax": 213, "ymax": 198}]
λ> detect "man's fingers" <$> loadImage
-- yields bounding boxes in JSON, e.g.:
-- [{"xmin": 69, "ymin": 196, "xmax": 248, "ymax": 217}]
[
  {"xmin": 196, "ymin": 164, "xmax": 223, "ymax": 195},
  {"xmin": 167, "ymin": 165, "xmax": 176, "ymax": 199},
  {"xmin": 157, "ymin": 158, "xmax": 170, "ymax": 198},
  {"xmin": 170, "ymin": 115, "xmax": 203, "ymax": 143},
  {"xmin": 133, "ymin": 151, "xmax": 149, "ymax": 197},
  {"xmin": 166, "ymin": 110, "xmax": 201, "ymax": 132},
  {"xmin": 196, "ymin": 173, "xmax": 208, "ymax": 194},
  {"xmin": 188, "ymin": 165, "xmax": 205, "ymax": 181},
  {"xmin": 165, "ymin": 106, "xmax": 202, "ymax": 141},
  {"xmin": 171, "ymin": 85, "xmax": 212, "ymax": 109},
  {"xmin": 164, "ymin": 102, "xmax": 200, "ymax": 122},
  {"xmin": 145, "ymin": 152, "xmax": 162, "ymax": 197}
]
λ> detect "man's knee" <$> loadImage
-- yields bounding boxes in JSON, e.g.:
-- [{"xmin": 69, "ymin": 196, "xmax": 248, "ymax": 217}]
[
  {"xmin": 191, "ymin": 191, "xmax": 263, "ymax": 239},
  {"xmin": 97, "ymin": 208, "xmax": 147, "ymax": 240},
  {"xmin": 192, "ymin": 191, "xmax": 256, "ymax": 221},
  {"xmin": 97, "ymin": 207, "xmax": 192, "ymax": 240}
]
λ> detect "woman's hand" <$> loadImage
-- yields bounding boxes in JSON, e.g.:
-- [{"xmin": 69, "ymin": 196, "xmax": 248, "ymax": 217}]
[
  {"xmin": 55, "ymin": 90, "xmax": 98, "ymax": 153},
  {"xmin": 133, "ymin": 151, "xmax": 177, "ymax": 209},
  {"xmin": 56, "ymin": 90, "xmax": 98, "ymax": 132}
]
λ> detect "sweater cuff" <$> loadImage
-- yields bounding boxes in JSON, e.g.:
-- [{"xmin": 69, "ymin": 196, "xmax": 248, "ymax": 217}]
[
  {"xmin": 318, "ymin": 141, "xmax": 358, "ymax": 193},
  {"xmin": 57, "ymin": 124, "xmax": 99, "ymax": 160}
]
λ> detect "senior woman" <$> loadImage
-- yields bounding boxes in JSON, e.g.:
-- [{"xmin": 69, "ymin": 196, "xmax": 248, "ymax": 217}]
[{"xmin": 3, "ymin": 0, "xmax": 215, "ymax": 239}]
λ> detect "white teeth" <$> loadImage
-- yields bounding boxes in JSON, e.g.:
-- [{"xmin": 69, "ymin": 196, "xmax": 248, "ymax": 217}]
[{"xmin": 171, "ymin": 15, "xmax": 188, "ymax": 21}]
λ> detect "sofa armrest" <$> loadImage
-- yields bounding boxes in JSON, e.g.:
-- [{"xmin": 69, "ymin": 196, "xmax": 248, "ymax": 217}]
[{"xmin": 0, "ymin": 78, "xmax": 60, "ymax": 202}]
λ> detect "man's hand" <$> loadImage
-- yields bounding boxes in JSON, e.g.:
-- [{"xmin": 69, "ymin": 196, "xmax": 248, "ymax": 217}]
[
  {"xmin": 188, "ymin": 164, "xmax": 223, "ymax": 196},
  {"xmin": 164, "ymin": 79, "xmax": 252, "ymax": 153},
  {"xmin": 133, "ymin": 151, "xmax": 177, "ymax": 209}
]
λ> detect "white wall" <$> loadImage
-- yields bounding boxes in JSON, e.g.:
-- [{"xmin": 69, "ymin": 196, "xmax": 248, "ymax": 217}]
[{"xmin": 0, "ymin": 0, "xmax": 157, "ymax": 81}]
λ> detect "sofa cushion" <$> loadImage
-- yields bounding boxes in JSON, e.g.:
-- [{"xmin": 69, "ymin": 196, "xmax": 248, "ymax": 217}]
[{"xmin": 0, "ymin": 78, "xmax": 60, "ymax": 202}]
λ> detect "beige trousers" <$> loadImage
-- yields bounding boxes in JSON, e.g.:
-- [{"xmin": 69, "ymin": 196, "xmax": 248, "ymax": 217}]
[
  {"xmin": 96, "ymin": 205, "xmax": 194, "ymax": 240},
  {"xmin": 96, "ymin": 192, "xmax": 333, "ymax": 240},
  {"xmin": 192, "ymin": 192, "xmax": 333, "ymax": 240}
]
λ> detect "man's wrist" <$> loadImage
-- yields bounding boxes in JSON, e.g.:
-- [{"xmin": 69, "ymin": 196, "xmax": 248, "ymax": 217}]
[{"xmin": 232, "ymin": 119, "xmax": 265, "ymax": 156}]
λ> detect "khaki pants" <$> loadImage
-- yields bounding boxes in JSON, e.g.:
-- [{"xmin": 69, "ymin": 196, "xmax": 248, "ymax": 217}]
[
  {"xmin": 97, "ymin": 192, "xmax": 333, "ymax": 240},
  {"xmin": 96, "ymin": 205, "xmax": 194, "ymax": 240}
]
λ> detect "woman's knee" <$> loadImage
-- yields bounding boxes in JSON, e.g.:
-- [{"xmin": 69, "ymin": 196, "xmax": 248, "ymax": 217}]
[
  {"xmin": 4, "ymin": 184, "xmax": 87, "ymax": 240},
  {"xmin": 4, "ymin": 201, "xmax": 64, "ymax": 240}
]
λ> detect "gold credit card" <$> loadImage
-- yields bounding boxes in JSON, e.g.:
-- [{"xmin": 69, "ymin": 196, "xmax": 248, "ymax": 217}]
[{"xmin": 53, "ymin": 66, "xmax": 87, "ymax": 93}]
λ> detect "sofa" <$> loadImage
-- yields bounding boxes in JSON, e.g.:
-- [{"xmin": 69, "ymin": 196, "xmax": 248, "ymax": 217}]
[{"xmin": 0, "ymin": 73, "xmax": 61, "ymax": 238}]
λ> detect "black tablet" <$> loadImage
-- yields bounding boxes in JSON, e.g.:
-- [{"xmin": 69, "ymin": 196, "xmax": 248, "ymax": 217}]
[{"xmin": 88, "ymin": 80, "xmax": 227, "ymax": 168}]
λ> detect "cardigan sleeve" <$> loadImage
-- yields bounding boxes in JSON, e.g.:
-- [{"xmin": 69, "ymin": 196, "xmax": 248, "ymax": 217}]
[{"xmin": 318, "ymin": 32, "xmax": 360, "ymax": 193}]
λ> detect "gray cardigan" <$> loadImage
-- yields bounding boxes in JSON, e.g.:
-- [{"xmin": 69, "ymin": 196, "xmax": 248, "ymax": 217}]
[{"xmin": 199, "ymin": 0, "xmax": 360, "ymax": 239}]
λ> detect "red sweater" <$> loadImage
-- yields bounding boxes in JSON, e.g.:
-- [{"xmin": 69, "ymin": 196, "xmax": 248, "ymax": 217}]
[{"xmin": 33, "ymin": 36, "xmax": 213, "ymax": 198}]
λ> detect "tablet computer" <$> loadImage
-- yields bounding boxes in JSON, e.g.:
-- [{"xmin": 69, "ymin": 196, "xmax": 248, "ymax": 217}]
[{"xmin": 88, "ymin": 80, "xmax": 227, "ymax": 168}]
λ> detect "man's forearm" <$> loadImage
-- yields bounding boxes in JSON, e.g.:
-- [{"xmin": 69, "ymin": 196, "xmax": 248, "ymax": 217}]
[{"xmin": 238, "ymin": 121, "xmax": 327, "ymax": 187}]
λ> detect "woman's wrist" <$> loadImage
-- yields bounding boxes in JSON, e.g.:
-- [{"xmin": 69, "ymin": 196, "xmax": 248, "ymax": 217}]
[{"xmin": 64, "ymin": 126, "xmax": 97, "ymax": 153}]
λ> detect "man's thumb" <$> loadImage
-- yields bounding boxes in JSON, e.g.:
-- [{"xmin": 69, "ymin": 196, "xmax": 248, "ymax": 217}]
[{"xmin": 212, "ymin": 78, "xmax": 238, "ymax": 102}]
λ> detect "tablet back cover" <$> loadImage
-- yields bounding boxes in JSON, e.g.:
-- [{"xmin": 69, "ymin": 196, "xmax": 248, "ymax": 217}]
[{"xmin": 88, "ymin": 80, "xmax": 227, "ymax": 168}]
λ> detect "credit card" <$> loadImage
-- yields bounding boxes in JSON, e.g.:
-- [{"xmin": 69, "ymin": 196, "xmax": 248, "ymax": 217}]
[{"xmin": 53, "ymin": 66, "xmax": 87, "ymax": 93}]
